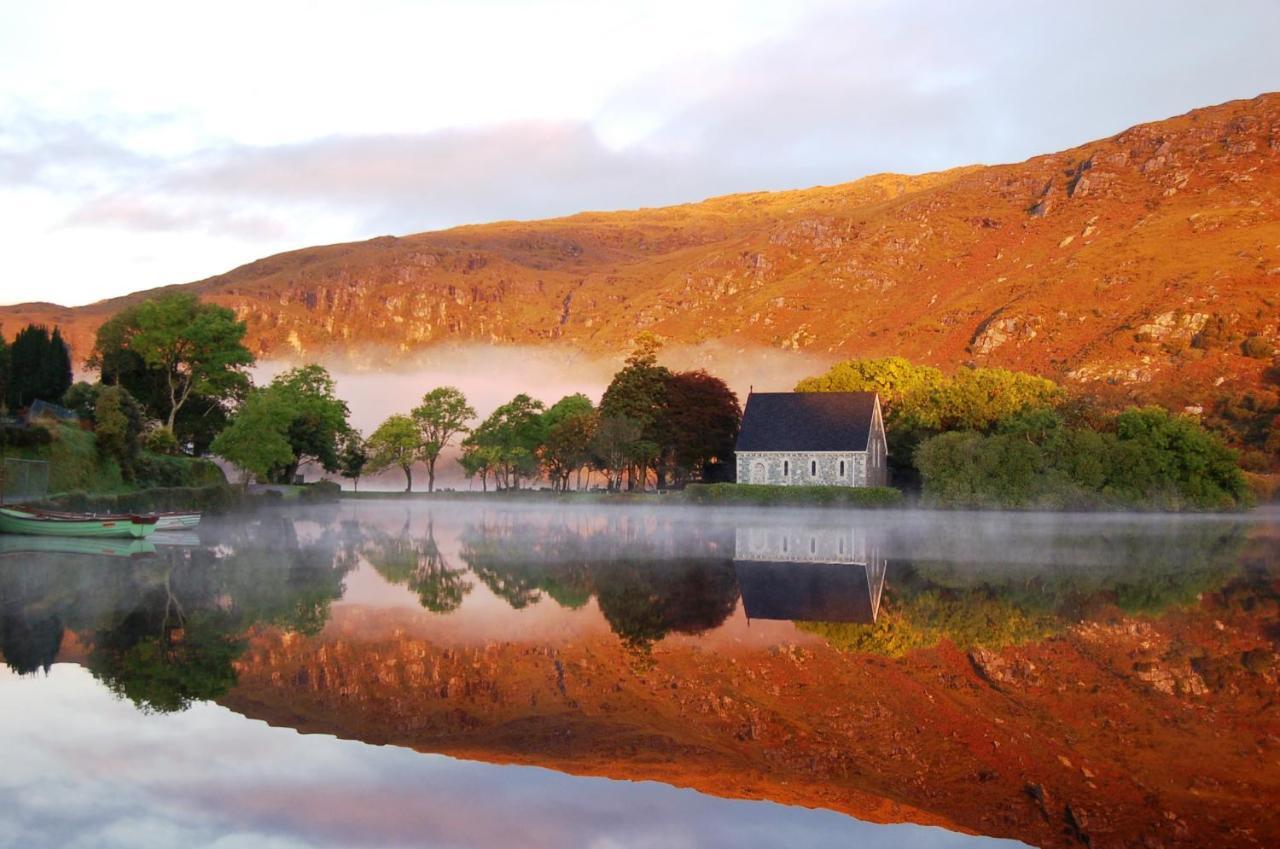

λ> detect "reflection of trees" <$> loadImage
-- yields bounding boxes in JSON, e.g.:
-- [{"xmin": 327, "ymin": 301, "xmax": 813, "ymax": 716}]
[
  {"xmin": 457, "ymin": 518, "xmax": 739, "ymax": 649},
  {"xmin": 802, "ymin": 521, "xmax": 1251, "ymax": 657},
  {"xmin": 593, "ymin": 559, "xmax": 739, "ymax": 650},
  {"xmin": 1, "ymin": 611, "xmax": 64, "ymax": 675},
  {"xmin": 0, "ymin": 515, "xmax": 353, "ymax": 712},
  {"xmin": 363, "ymin": 517, "xmax": 473, "ymax": 614}
]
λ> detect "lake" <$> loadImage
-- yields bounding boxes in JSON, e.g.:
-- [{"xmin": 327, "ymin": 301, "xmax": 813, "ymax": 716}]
[{"xmin": 1, "ymin": 501, "xmax": 1276, "ymax": 849}]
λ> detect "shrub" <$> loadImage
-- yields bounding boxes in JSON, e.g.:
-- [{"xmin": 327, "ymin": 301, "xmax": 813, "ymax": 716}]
[
  {"xmin": 144, "ymin": 426, "xmax": 181, "ymax": 455},
  {"xmin": 914, "ymin": 406, "xmax": 1249, "ymax": 510},
  {"xmin": 1241, "ymin": 335, "xmax": 1275, "ymax": 359},
  {"xmin": 300, "ymin": 479, "xmax": 342, "ymax": 503},
  {"xmin": 1, "ymin": 424, "xmax": 52, "ymax": 448},
  {"xmin": 682, "ymin": 483, "xmax": 903, "ymax": 508},
  {"xmin": 94, "ymin": 385, "xmax": 144, "ymax": 478}
]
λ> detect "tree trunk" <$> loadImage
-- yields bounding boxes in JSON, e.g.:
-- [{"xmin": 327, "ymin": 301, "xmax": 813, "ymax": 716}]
[
  {"xmin": 402, "ymin": 464, "xmax": 413, "ymax": 492},
  {"xmin": 427, "ymin": 458, "xmax": 436, "ymax": 493}
]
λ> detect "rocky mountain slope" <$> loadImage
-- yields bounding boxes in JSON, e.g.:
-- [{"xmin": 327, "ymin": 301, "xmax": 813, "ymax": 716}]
[{"xmin": 5, "ymin": 93, "xmax": 1279, "ymax": 411}]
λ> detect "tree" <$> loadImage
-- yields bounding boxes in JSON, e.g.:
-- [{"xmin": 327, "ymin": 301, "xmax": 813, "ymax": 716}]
[
  {"xmin": 600, "ymin": 335, "xmax": 671, "ymax": 490},
  {"xmin": 6, "ymin": 324, "xmax": 72, "ymax": 409},
  {"xmin": 459, "ymin": 435, "xmax": 500, "ymax": 492},
  {"xmin": 1109, "ymin": 407, "xmax": 1248, "ymax": 507},
  {"xmin": 466, "ymin": 394, "xmax": 547, "ymax": 490},
  {"xmin": 210, "ymin": 389, "xmax": 294, "ymax": 487},
  {"xmin": 266, "ymin": 364, "xmax": 351, "ymax": 483},
  {"xmin": 90, "ymin": 305, "xmax": 234, "ymax": 452},
  {"xmin": 0, "ymin": 331, "xmax": 9, "ymax": 412},
  {"xmin": 111, "ymin": 293, "xmax": 253, "ymax": 430},
  {"xmin": 367, "ymin": 414, "xmax": 421, "ymax": 492},
  {"xmin": 591, "ymin": 416, "xmax": 642, "ymax": 491},
  {"xmin": 62, "ymin": 381, "xmax": 101, "ymax": 422},
  {"xmin": 94, "ymin": 385, "xmax": 145, "ymax": 479},
  {"xmin": 338, "ymin": 430, "xmax": 369, "ymax": 491},
  {"xmin": 539, "ymin": 394, "xmax": 596, "ymax": 490},
  {"xmin": 411, "ymin": 387, "xmax": 475, "ymax": 492},
  {"xmin": 659, "ymin": 370, "xmax": 741, "ymax": 485}
]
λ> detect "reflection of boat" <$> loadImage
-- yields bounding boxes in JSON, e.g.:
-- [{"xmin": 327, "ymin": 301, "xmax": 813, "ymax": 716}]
[
  {"xmin": 150, "ymin": 530, "xmax": 201, "ymax": 548},
  {"xmin": 155, "ymin": 512, "xmax": 202, "ymax": 532},
  {"xmin": 733, "ymin": 526, "xmax": 887, "ymax": 624},
  {"xmin": 0, "ymin": 534, "xmax": 157, "ymax": 558},
  {"xmin": 0, "ymin": 506, "xmax": 158, "ymax": 539}
]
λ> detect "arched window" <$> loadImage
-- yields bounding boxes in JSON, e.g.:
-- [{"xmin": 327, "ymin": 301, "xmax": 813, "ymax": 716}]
[
  {"xmin": 783, "ymin": 460, "xmax": 789, "ymax": 477},
  {"xmin": 839, "ymin": 459, "xmax": 846, "ymax": 477},
  {"xmin": 810, "ymin": 459, "xmax": 817, "ymax": 476}
]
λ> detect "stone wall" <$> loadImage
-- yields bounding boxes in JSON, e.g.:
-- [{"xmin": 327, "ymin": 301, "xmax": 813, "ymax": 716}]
[{"xmin": 735, "ymin": 451, "xmax": 868, "ymax": 487}]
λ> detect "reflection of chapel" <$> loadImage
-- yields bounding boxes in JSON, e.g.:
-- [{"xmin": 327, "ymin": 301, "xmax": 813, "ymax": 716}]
[
  {"xmin": 734, "ymin": 392, "xmax": 888, "ymax": 487},
  {"xmin": 732, "ymin": 525, "xmax": 887, "ymax": 624}
]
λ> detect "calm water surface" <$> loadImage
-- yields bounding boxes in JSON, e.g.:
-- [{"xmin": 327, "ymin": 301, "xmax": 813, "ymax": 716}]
[{"xmin": 0, "ymin": 501, "xmax": 1276, "ymax": 849}]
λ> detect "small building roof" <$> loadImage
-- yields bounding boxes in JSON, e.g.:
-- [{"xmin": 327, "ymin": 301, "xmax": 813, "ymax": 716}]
[{"xmin": 735, "ymin": 392, "xmax": 877, "ymax": 452}]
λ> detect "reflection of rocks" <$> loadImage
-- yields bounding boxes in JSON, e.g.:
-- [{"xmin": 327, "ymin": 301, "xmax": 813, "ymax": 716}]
[
  {"xmin": 1132, "ymin": 661, "xmax": 1209, "ymax": 696},
  {"xmin": 223, "ymin": 590, "xmax": 1280, "ymax": 849},
  {"xmin": 969, "ymin": 647, "xmax": 1041, "ymax": 688}
]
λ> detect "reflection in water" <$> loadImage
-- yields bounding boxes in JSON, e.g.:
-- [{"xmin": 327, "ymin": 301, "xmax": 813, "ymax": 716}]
[
  {"xmin": 0, "ymin": 502, "xmax": 1277, "ymax": 849},
  {"xmin": 733, "ymin": 525, "xmax": 886, "ymax": 623}
]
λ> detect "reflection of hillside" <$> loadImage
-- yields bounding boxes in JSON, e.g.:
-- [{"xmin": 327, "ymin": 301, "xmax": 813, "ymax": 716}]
[
  {"xmin": 799, "ymin": 521, "xmax": 1249, "ymax": 657},
  {"xmin": 221, "ymin": 561, "xmax": 1280, "ymax": 849},
  {"xmin": 0, "ymin": 516, "xmax": 352, "ymax": 711}
]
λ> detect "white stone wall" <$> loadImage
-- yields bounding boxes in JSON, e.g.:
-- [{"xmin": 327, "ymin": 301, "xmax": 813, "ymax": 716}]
[
  {"xmin": 736, "ymin": 451, "xmax": 868, "ymax": 486},
  {"xmin": 735, "ymin": 526, "xmax": 870, "ymax": 563}
]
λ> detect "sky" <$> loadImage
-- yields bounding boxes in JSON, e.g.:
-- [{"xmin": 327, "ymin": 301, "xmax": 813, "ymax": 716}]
[{"xmin": 2, "ymin": 0, "xmax": 1278, "ymax": 307}]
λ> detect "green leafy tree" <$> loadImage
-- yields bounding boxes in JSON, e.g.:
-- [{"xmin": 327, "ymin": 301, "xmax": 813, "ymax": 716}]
[
  {"xmin": 539, "ymin": 394, "xmax": 596, "ymax": 490},
  {"xmin": 796, "ymin": 356, "xmax": 944, "ymax": 426},
  {"xmin": 600, "ymin": 335, "xmax": 672, "ymax": 490},
  {"xmin": 266, "ymin": 364, "xmax": 351, "ymax": 483},
  {"xmin": 411, "ymin": 386, "xmax": 476, "ymax": 492},
  {"xmin": 1108, "ymin": 407, "xmax": 1248, "ymax": 507},
  {"xmin": 90, "ymin": 305, "xmax": 234, "ymax": 453},
  {"xmin": 210, "ymin": 389, "xmax": 294, "ymax": 486},
  {"xmin": 459, "ymin": 435, "xmax": 501, "ymax": 491},
  {"xmin": 338, "ymin": 429, "xmax": 369, "ymax": 491},
  {"xmin": 590, "ymin": 415, "xmax": 642, "ymax": 491},
  {"xmin": 468, "ymin": 394, "xmax": 547, "ymax": 490},
  {"xmin": 109, "ymin": 293, "xmax": 253, "ymax": 430},
  {"xmin": 62, "ymin": 381, "xmax": 101, "ymax": 422},
  {"xmin": 94, "ymin": 385, "xmax": 145, "ymax": 479},
  {"xmin": 367, "ymin": 414, "xmax": 422, "ymax": 492}
]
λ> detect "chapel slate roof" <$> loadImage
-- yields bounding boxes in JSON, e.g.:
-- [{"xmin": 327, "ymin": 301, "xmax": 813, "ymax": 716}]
[{"xmin": 735, "ymin": 392, "xmax": 877, "ymax": 452}]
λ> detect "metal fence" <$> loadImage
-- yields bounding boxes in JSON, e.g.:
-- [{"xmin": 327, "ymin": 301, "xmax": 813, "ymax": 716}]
[{"xmin": 1, "ymin": 458, "xmax": 50, "ymax": 503}]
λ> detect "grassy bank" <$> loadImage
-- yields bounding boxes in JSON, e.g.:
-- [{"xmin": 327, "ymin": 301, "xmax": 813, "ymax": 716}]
[
  {"xmin": 34, "ymin": 480, "xmax": 342, "ymax": 516},
  {"xmin": 4, "ymin": 423, "xmax": 225, "ymax": 496}
]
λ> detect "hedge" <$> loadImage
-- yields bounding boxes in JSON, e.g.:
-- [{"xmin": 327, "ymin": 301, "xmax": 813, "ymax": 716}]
[{"xmin": 681, "ymin": 483, "xmax": 904, "ymax": 508}]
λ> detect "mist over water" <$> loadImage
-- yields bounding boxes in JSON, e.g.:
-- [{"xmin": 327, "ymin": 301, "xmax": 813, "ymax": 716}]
[
  {"xmin": 254, "ymin": 342, "xmax": 834, "ymax": 489},
  {"xmin": 1, "ymin": 499, "xmax": 1275, "ymax": 848}
]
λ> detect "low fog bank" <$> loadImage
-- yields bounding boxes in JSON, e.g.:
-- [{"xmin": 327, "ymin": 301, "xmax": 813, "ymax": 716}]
[
  {"xmin": 307, "ymin": 497, "xmax": 1272, "ymax": 572},
  {"xmin": 255, "ymin": 342, "xmax": 833, "ymax": 490}
]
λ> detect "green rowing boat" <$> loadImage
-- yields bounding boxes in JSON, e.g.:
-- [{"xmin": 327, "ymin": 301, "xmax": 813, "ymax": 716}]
[{"xmin": 0, "ymin": 506, "xmax": 159, "ymax": 539}]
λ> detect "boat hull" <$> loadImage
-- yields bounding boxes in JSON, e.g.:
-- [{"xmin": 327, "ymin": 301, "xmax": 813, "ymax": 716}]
[
  {"xmin": 155, "ymin": 513, "xmax": 201, "ymax": 531},
  {"xmin": 0, "ymin": 507, "xmax": 158, "ymax": 539}
]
